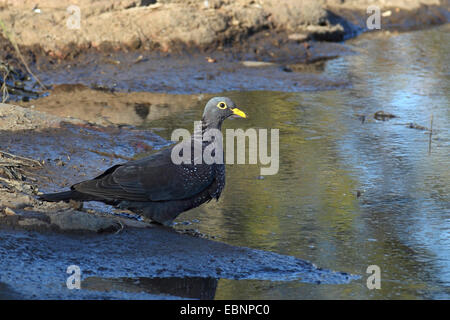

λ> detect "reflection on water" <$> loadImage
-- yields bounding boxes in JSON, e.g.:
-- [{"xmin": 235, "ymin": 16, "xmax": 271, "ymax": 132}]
[
  {"xmin": 83, "ymin": 276, "xmax": 218, "ymax": 300},
  {"xmin": 142, "ymin": 25, "xmax": 449, "ymax": 299},
  {"xmin": 19, "ymin": 85, "xmax": 204, "ymax": 127}
]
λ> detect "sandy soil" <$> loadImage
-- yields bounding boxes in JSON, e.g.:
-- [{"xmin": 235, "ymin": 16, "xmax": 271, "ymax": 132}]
[
  {"xmin": 0, "ymin": 0, "xmax": 447, "ymax": 58},
  {"xmin": 0, "ymin": 0, "xmax": 447, "ymax": 102}
]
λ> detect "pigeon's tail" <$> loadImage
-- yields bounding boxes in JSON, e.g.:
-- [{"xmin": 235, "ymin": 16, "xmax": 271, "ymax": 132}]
[{"xmin": 39, "ymin": 190, "xmax": 88, "ymax": 202}]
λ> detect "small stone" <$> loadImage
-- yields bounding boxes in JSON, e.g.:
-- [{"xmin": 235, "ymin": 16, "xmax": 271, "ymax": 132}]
[
  {"xmin": 4, "ymin": 207, "xmax": 15, "ymax": 216},
  {"xmin": 288, "ymin": 33, "xmax": 309, "ymax": 42},
  {"xmin": 374, "ymin": 111, "xmax": 397, "ymax": 121},
  {"xmin": 129, "ymin": 37, "xmax": 142, "ymax": 50},
  {"xmin": 407, "ymin": 123, "xmax": 428, "ymax": 130},
  {"xmin": 241, "ymin": 61, "xmax": 275, "ymax": 68}
]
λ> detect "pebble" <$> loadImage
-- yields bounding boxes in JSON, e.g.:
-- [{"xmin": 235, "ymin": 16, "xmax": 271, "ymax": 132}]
[
  {"xmin": 374, "ymin": 111, "xmax": 397, "ymax": 121},
  {"xmin": 4, "ymin": 207, "xmax": 15, "ymax": 216},
  {"xmin": 241, "ymin": 61, "xmax": 275, "ymax": 68},
  {"xmin": 288, "ymin": 33, "xmax": 309, "ymax": 42}
]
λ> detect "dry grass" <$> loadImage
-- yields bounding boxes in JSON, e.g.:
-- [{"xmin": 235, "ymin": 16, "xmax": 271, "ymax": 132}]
[
  {"xmin": 0, "ymin": 64, "xmax": 9, "ymax": 103},
  {"xmin": 0, "ymin": 18, "xmax": 46, "ymax": 91}
]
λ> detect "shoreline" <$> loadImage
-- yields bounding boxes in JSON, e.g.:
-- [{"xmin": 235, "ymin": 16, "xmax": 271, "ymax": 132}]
[
  {"xmin": 0, "ymin": 0, "xmax": 448, "ymax": 60},
  {"xmin": 0, "ymin": 0, "xmax": 448, "ymax": 102}
]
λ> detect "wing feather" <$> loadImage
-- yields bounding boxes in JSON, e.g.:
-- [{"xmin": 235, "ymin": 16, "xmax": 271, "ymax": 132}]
[{"xmin": 73, "ymin": 146, "xmax": 216, "ymax": 202}]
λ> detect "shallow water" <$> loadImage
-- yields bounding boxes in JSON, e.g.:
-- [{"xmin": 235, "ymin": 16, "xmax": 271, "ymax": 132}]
[
  {"xmin": 141, "ymin": 26, "xmax": 450, "ymax": 299},
  {"xmin": 2, "ymin": 25, "xmax": 449, "ymax": 300}
]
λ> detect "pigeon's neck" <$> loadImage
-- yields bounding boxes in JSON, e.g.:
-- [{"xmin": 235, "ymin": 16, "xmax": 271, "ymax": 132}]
[
  {"xmin": 201, "ymin": 118, "xmax": 222, "ymax": 131},
  {"xmin": 191, "ymin": 119, "xmax": 224, "ymax": 146}
]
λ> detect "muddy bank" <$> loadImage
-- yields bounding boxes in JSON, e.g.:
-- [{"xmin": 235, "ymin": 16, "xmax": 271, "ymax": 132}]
[
  {"xmin": 0, "ymin": 103, "xmax": 168, "ymax": 233},
  {"xmin": 0, "ymin": 0, "xmax": 448, "ymax": 59},
  {"xmin": 0, "ymin": 0, "xmax": 447, "ymax": 101},
  {"xmin": 0, "ymin": 227, "xmax": 357, "ymax": 299},
  {"xmin": 0, "ymin": 0, "xmax": 348, "ymax": 58},
  {"xmin": 27, "ymin": 40, "xmax": 355, "ymax": 98}
]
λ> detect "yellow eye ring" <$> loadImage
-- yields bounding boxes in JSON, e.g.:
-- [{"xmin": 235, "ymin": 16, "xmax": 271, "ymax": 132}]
[{"xmin": 217, "ymin": 102, "xmax": 227, "ymax": 109}]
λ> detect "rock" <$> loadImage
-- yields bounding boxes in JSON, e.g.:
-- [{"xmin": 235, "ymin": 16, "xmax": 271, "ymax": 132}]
[
  {"xmin": 9, "ymin": 194, "xmax": 35, "ymax": 209},
  {"xmin": 4, "ymin": 207, "xmax": 15, "ymax": 216},
  {"xmin": 241, "ymin": 61, "xmax": 275, "ymax": 67},
  {"xmin": 48, "ymin": 210, "xmax": 121, "ymax": 233},
  {"xmin": 281, "ymin": 66, "xmax": 293, "ymax": 72},
  {"xmin": 0, "ymin": 203, "xmax": 150, "ymax": 233},
  {"xmin": 18, "ymin": 218, "xmax": 48, "ymax": 228},
  {"xmin": 407, "ymin": 123, "xmax": 429, "ymax": 130},
  {"xmin": 374, "ymin": 111, "xmax": 397, "ymax": 121},
  {"xmin": 305, "ymin": 24, "xmax": 345, "ymax": 42},
  {"xmin": 288, "ymin": 33, "xmax": 309, "ymax": 42},
  {"xmin": 0, "ymin": 192, "xmax": 36, "ymax": 210},
  {"xmin": 0, "ymin": 103, "xmax": 84, "ymax": 131}
]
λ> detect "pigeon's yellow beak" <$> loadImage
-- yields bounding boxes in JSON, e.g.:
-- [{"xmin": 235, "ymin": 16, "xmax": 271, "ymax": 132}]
[{"xmin": 232, "ymin": 108, "xmax": 247, "ymax": 118}]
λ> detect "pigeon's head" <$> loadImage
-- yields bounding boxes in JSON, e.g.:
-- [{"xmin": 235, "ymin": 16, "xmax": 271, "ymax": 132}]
[{"xmin": 202, "ymin": 97, "xmax": 247, "ymax": 129}]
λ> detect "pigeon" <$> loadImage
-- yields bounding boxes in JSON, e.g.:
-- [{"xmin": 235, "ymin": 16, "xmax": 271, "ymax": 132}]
[{"xmin": 40, "ymin": 97, "xmax": 247, "ymax": 226}]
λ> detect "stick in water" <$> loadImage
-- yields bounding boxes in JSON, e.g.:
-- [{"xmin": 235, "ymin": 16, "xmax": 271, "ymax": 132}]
[{"xmin": 428, "ymin": 114, "xmax": 433, "ymax": 155}]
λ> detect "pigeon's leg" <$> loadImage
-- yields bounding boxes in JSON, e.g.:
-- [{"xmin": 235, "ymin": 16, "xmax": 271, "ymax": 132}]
[
  {"xmin": 117, "ymin": 201, "xmax": 177, "ymax": 226},
  {"xmin": 141, "ymin": 206, "xmax": 176, "ymax": 226}
]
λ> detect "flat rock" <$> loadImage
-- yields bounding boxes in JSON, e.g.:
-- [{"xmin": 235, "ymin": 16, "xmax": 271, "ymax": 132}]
[
  {"xmin": 288, "ymin": 33, "xmax": 310, "ymax": 42},
  {"xmin": 241, "ymin": 60, "xmax": 275, "ymax": 68},
  {"xmin": 0, "ymin": 103, "xmax": 84, "ymax": 131}
]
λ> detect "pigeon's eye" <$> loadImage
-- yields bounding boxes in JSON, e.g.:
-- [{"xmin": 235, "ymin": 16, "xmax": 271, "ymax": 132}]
[{"xmin": 217, "ymin": 102, "xmax": 227, "ymax": 109}]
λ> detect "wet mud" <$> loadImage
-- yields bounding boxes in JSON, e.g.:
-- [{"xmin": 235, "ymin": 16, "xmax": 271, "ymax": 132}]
[
  {"xmin": 0, "ymin": 228, "xmax": 357, "ymax": 299},
  {"xmin": 29, "ymin": 40, "xmax": 357, "ymax": 95}
]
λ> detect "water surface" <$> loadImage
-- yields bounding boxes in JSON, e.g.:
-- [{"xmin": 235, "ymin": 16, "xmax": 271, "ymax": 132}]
[{"xmin": 142, "ymin": 25, "xmax": 449, "ymax": 299}]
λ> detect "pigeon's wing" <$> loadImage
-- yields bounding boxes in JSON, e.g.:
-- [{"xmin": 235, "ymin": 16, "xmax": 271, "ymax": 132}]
[{"xmin": 72, "ymin": 147, "xmax": 216, "ymax": 202}]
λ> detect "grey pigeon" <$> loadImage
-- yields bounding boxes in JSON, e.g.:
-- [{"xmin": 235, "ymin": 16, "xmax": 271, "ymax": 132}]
[{"xmin": 40, "ymin": 97, "xmax": 247, "ymax": 226}]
